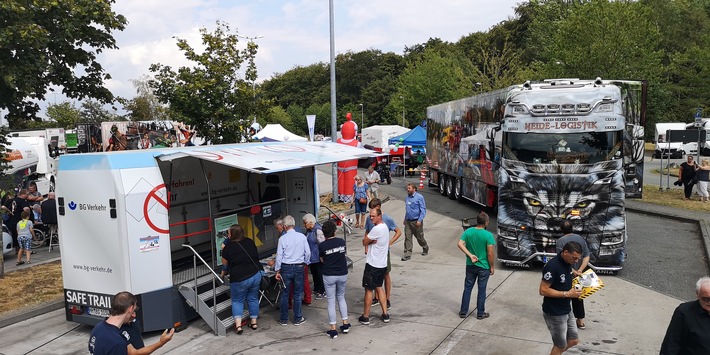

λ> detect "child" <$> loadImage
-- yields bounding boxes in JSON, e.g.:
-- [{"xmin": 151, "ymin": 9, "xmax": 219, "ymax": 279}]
[{"xmin": 16, "ymin": 210, "xmax": 35, "ymax": 265}]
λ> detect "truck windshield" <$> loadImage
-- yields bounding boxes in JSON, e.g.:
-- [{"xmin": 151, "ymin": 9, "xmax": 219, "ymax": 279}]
[{"xmin": 503, "ymin": 131, "xmax": 622, "ymax": 164}]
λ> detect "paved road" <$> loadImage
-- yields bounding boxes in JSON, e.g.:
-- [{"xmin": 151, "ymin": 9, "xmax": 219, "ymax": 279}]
[
  {"xmin": 376, "ymin": 169, "xmax": 708, "ymax": 302},
  {"xmin": 0, "ymin": 165, "xmax": 703, "ymax": 354}
]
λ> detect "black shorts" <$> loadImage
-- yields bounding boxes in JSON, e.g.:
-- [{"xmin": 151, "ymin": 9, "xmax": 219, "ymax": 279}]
[{"xmin": 362, "ymin": 263, "xmax": 387, "ymax": 290}]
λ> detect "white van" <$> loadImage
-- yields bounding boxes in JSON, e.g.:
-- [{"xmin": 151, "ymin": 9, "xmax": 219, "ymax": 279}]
[{"xmin": 654, "ymin": 122, "xmax": 687, "ymax": 158}]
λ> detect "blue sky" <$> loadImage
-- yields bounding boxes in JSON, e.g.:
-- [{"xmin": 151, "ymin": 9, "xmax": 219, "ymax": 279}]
[{"xmin": 98, "ymin": 0, "xmax": 522, "ymax": 101}]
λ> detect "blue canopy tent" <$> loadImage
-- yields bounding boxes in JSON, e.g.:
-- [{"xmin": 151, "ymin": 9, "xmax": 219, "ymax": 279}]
[
  {"xmin": 388, "ymin": 125, "xmax": 426, "ymax": 147},
  {"xmin": 388, "ymin": 125, "xmax": 427, "ymax": 173}
]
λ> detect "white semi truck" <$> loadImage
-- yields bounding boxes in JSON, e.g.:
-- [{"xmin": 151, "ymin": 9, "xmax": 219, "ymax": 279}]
[
  {"xmin": 427, "ymin": 78, "xmax": 646, "ymax": 272},
  {"xmin": 5, "ymin": 136, "xmax": 58, "ymax": 195}
]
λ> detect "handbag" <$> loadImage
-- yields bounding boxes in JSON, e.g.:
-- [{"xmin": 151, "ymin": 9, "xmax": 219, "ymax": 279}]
[
  {"xmin": 233, "ymin": 240, "xmax": 269, "ymax": 291},
  {"xmin": 359, "ymin": 197, "xmax": 367, "ymax": 204}
]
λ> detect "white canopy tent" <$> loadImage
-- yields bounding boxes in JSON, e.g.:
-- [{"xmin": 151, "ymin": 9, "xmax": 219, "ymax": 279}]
[{"xmin": 253, "ymin": 124, "xmax": 307, "ymax": 142}]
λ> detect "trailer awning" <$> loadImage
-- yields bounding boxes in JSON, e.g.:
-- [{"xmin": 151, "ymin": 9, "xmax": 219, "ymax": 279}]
[{"xmin": 155, "ymin": 141, "xmax": 384, "ymax": 174}]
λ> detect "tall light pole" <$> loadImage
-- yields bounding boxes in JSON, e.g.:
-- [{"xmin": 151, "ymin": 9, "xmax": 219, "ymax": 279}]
[
  {"xmin": 358, "ymin": 103, "xmax": 364, "ymax": 131},
  {"xmin": 329, "ymin": 0, "xmax": 339, "ymax": 203},
  {"xmin": 237, "ymin": 34, "xmax": 264, "ymax": 122}
]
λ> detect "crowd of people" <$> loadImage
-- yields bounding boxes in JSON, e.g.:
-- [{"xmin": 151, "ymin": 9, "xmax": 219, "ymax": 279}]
[
  {"xmin": 2, "ymin": 182, "xmax": 57, "ymax": 266},
  {"xmin": 82, "ymin": 172, "xmax": 709, "ymax": 354}
]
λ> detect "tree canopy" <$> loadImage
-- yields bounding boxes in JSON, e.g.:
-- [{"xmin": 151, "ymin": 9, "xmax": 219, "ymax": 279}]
[
  {"xmin": 0, "ymin": 0, "xmax": 127, "ymax": 127},
  {"xmin": 149, "ymin": 21, "xmax": 263, "ymax": 144}
]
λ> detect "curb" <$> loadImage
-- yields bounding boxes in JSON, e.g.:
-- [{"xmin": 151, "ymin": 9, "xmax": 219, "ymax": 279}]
[{"xmin": 0, "ymin": 297, "xmax": 64, "ymax": 330}]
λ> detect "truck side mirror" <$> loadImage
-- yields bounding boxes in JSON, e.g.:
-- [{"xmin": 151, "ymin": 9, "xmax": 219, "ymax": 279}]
[{"xmin": 628, "ymin": 124, "xmax": 644, "ymax": 139}]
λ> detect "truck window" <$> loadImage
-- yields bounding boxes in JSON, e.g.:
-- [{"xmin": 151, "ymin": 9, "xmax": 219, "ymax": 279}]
[{"xmin": 503, "ymin": 131, "xmax": 622, "ymax": 164}]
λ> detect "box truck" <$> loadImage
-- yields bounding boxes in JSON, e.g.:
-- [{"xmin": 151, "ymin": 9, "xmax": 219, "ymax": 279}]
[{"xmin": 56, "ymin": 141, "xmax": 379, "ymax": 336}]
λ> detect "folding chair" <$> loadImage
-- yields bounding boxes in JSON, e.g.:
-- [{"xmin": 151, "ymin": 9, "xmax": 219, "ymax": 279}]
[{"xmin": 258, "ymin": 272, "xmax": 284, "ymax": 309}]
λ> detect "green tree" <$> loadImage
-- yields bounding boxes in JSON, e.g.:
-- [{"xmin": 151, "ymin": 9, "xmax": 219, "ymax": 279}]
[
  {"xmin": 531, "ymin": 0, "xmax": 662, "ymax": 80},
  {"xmin": 120, "ymin": 75, "xmax": 168, "ymax": 121},
  {"xmin": 46, "ymin": 102, "xmax": 82, "ymax": 129},
  {"xmin": 80, "ymin": 100, "xmax": 121, "ymax": 123},
  {"xmin": 0, "ymin": 0, "xmax": 127, "ymax": 127},
  {"xmin": 149, "ymin": 21, "xmax": 259, "ymax": 144},
  {"xmin": 391, "ymin": 49, "xmax": 476, "ymax": 127}
]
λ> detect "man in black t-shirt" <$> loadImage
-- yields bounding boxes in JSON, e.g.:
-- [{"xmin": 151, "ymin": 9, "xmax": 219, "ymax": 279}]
[
  {"xmin": 539, "ymin": 241, "xmax": 583, "ymax": 355},
  {"xmin": 5, "ymin": 189, "xmax": 30, "ymax": 252}
]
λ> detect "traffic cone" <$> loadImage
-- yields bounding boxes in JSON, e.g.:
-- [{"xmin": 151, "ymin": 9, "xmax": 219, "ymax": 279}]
[{"xmin": 419, "ymin": 178, "xmax": 424, "ymax": 189}]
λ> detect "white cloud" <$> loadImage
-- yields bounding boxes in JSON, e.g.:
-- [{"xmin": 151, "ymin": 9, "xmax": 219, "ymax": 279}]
[{"xmin": 51, "ymin": 0, "xmax": 522, "ymax": 110}]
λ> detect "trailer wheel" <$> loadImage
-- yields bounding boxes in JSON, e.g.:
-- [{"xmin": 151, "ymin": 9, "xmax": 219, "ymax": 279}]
[
  {"xmin": 454, "ymin": 178, "xmax": 462, "ymax": 201},
  {"xmin": 446, "ymin": 177, "xmax": 456, "ymax": 200},
  {"xmin": 439, "ymin": 175, "xmax": 446, "ymax": 195}
]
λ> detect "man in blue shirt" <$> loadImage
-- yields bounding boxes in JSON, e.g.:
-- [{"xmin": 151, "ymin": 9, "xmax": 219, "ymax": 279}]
[
  {"xmin": 88, "ymin": 291, "xmax": 173, "ymax": 355},
  {"xmin": 402, "ymin": 183, "xmax": 428, "ymax": 261},
  {"xmin": 275, "ymin": 215, "xmax": 311, "ymax": 326},
  {"xmin": 539, "ymin": 241, "xmax": 584, "ymax": 355}
]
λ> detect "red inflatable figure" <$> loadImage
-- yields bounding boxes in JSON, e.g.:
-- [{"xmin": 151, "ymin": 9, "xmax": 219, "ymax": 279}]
[{"xmin": 337, "ymin": 112, "xmax": 360, "ymax": 202}]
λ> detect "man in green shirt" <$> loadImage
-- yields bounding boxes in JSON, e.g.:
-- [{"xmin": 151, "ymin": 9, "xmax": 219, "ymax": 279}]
[{"xmin": 457, "ymin": 212, "xmax": 496, "ymax": 319}]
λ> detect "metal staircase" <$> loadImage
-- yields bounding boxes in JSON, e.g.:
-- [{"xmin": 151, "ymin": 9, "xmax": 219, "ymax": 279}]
[{"xmin": 176, "ymin": 244, "xmax": 239, "ymax": 336}]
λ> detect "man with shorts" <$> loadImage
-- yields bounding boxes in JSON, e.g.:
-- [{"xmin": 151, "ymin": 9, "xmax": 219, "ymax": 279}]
[
  {"xmin": 359, "ymin": 208, "xmax": 390, "ymax": 325},
  {"xmin": 539, "ymin": 241, "xmax": 584, "ymax": 355},
  {"xmin": 364, "ymin": 198, "xmax": 401, "ymax": 310},
  {"xmin": 556, "ymin": 220, "xmax": 590, "ymax": 330}
]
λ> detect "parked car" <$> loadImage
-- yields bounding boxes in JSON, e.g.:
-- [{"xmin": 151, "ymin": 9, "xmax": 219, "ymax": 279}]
[{"xmin": 3, "ymin": 224, "xmax": 13, "ymax": 256}]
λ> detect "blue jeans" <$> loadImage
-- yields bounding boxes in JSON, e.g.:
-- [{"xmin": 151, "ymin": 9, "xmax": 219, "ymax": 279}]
[
  {"xmin": 460, "ymin": 264, "xmax": 490, "ymax": 316},
  {"xmin": 323, "ymin": 274, "xmax": 348, "ymax": 325},
  {"xmin": 279, "ymin": 264, "xmax": 305, "ymax": 322},
  {"xmin": 230, "ymin": 271, "xmax": 262, "ymax": 321}
]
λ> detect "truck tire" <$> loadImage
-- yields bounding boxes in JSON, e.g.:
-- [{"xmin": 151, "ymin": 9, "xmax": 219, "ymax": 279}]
[
  {"xmin": 454, "ymin": 178, "xmax": 462, "ymax": 201},
  {"xmin": 446, "ymin": 176, "xmax": 456, "ymax": 200},
  {"xmin": 439, "ymin": 175, "xmax": 447, "ymax": 196}
]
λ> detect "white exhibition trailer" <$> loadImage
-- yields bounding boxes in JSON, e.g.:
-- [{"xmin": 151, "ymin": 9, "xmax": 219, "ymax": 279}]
[{"xmin": 56, "ymin": 141, "xmax": 379, "ymax": 335}]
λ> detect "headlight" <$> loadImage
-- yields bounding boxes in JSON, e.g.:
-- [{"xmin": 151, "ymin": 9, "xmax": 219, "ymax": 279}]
[{"xmin": 595, "ymin": 103, "xmax": 613, "ymax": 113}]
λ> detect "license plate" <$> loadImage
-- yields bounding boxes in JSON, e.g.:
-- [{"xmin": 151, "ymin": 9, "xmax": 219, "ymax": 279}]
[{"xmin": 88, "ymin": 307, "xmax": 110, "ymax": 318}]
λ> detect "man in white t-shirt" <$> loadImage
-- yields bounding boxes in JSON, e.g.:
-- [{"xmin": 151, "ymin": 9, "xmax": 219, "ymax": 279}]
[{"xmin": 359, "ymin": 208, "xmax": 391, "ymax": 325}]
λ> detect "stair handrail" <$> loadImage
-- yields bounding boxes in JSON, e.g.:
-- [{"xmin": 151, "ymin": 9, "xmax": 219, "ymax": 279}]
[
  {"xmin": 182, "ymin": 244, "xmax": 224, "ymax": 335},
  {"xmin": 319, "ymin": 204, "xmax": 353, "ymax": 236}
]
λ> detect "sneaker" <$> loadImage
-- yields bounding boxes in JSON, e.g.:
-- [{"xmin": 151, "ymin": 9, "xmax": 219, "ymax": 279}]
[
  {"xmin": 371, "ymin": 298, "xmax": 380, "ymax": 306},
  {"xmin": 358, "ymin": 315, "xmax": 370, "ymax": 325},
  {"xmin": 401, "ymin": 256, "xmax": 411, "ymax": 261},
  {"xmin": 387, "ymin": 300, "xmax": 392, "ymax": 310},
  {"xmin": 326, "ymin": 330, "xmax": 338, "ymax": 339},
  {"xmin": 340, "ymin": 323, "xmax": 351, "ymax": 333},
  {"xmin": 459, "ymin": 312, "xmax": 467, "ymax": 318},
  {"xmin": 278, "ymin": 319, "xmax": 288, "ymax": 326},
  {"xmin": 16, "ymin": 261, "xmax": 24, "ymax": 266},
  {"xmin": 314, "ymin": 293, "xmax": 325, "ymax": 300},
  {"xmin": 421, "ymin": 247, "xmax": 429, "ymax": 256},
  {"xmin": 476, "ymin": 312, "xmax": 490, "ymax": 320},
  {"xmin": 382, "ymin": 313, "xmax": 390, "ymax": 323},
  {"xmin": 293, "ymin": 317, "xmax": 307, "ymax": 326}
]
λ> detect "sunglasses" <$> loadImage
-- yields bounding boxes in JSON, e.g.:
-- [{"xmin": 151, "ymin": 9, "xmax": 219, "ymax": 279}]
[{"xmin": 701, "ymin": 297, "xmax": 710, "ymax": 303}]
